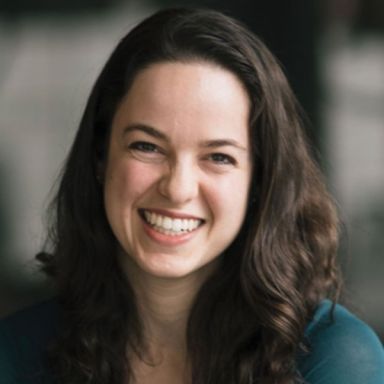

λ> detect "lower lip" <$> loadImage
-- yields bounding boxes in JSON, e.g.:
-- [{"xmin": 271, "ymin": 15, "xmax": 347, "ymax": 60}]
[{"xmin": 141, "ymin": 218, "xmax": 201, "ymax": 246}]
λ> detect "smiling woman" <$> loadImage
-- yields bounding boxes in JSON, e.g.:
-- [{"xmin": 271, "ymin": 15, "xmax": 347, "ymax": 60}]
[
  {"xmin": 104, "ymin": 61, "xmax": 251, "ymax": 280},
  {"xmin": 0, "ymin": 7, "xmax": 383, "ymax": 384}
]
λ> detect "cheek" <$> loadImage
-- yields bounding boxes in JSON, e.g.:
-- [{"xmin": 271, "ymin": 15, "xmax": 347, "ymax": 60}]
[
  {"xmin": 104, "ymin": 159, "xmax": 158, "ymax": 209},
  {"xmin": 206, "ymin": 173, "xmax": 250, "ymax": 223}
]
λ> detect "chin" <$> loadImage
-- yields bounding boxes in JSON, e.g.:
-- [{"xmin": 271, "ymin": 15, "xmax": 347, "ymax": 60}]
[
  {"xmin": 144, "ymin": 256, "xmax": 220, "ymax": 282},
  {"xmin": 141, "ymin": 260, "xmax": 200, "ymax": 280}
]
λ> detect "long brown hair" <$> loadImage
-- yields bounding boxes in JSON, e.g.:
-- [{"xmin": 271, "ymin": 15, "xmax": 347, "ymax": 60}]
[{"xmin": 38, "ymin": 8, "xmax": 341, "ymax": 384}]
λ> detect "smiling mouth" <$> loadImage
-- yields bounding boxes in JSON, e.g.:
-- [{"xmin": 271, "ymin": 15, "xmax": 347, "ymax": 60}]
[{"xmin": 139, "ymin": 209, "xmax": 205, "ymax": 236}]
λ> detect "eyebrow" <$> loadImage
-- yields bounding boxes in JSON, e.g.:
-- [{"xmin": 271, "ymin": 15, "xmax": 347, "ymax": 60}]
[
  {"xmin": 123, "ymin": 123, "xmax": 248, "ymax": 152},
  {"xmin": 200, "ymin": 139, "xmax": 248, "ymax": 152},
  {"xmin": 123, "ymin": 124, "xmax": 167, "ymax": 140}
]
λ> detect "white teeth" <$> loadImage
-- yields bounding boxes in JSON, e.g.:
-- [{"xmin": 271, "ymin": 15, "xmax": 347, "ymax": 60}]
[
  {"xmin": 163, "ymin": 217, "xmax": 173, "ymax": 230},
  {"xmin": 188, "ymin": 219, "xmax": 198, "ymax": 231},
  {"xmin": 150, "ymin": 214, "xmax": 156, "ymax": 225},
  {"xmin": 156, "ymin": 214, "xmax": 162, "ymax": 227},
  {"xmin": 142, "ymin": 210, "xmax": 202, "ymax": 234},
  {"xmin": 173, "ymin": 219, "xmax": 182, "ymax": 232}
]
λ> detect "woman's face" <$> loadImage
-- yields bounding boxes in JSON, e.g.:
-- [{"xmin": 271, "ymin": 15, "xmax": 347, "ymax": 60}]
[{"xmin": 103, "ymin": 61, "xmax": 252, "ymax": 280}]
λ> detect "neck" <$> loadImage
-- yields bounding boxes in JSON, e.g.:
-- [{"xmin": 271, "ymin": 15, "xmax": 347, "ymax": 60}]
[
  {"xmin": 122, "ymin": 258, "xmax": 217, "ymax": 352},
  {"xmin": 133, "ymin": 274, "xmax": 196, "ymax": 348}
]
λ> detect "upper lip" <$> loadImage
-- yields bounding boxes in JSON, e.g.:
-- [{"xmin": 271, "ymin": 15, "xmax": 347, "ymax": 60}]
[{"xmin": 139, "ymin": 208, "xmax": 205, "ymax": 221}]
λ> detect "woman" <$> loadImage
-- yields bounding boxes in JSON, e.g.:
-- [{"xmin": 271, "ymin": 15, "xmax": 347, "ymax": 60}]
[{"xmin": 0, "ymin": 8, "xmax": 383, "ymax": 384}]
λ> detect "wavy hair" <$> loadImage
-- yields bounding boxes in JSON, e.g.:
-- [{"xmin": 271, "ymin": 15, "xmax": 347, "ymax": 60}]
[{"xmin": 38, "ymin": 8, "xmax": 341, "ymax": 384}]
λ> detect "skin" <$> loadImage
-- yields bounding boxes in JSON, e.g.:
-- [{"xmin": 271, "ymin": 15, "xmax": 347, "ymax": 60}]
[{"xmin": 103, "ymin": 61, "xmax": 252, "ymax": 383}]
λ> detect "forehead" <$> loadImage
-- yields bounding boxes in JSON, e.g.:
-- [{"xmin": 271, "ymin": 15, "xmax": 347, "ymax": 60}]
[{"xmin": 111, "ymin": 61, "xmax": 251, "ymax": 144}]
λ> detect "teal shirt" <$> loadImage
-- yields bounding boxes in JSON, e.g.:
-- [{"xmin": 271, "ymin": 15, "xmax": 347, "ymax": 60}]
[{"xmin": 0, "ymin": 299, "xmax": 383, "ymax": 383}]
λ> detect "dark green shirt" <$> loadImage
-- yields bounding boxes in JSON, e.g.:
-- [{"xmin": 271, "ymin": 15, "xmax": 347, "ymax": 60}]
[{"xmin": 0, "ymin": 299, "xmax": 383, "ymax": 383}]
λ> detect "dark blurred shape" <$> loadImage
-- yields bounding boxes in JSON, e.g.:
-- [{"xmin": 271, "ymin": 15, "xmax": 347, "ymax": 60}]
[
  {"xmin": 0, "ymin": 162, "xmax": 47, "ymax": 318},
  {"xmin": 354, "ymin": 0, "xmax": 384, "ymax": 34},
  {"xmin": 0, "ymin": 0, "xmax": 120, "ymax": 15}
]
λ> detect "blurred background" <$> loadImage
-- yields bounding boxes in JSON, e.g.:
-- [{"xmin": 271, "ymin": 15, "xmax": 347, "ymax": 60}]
[{"xmin": 0, "ymin": 0, "xmax": 383, "ymax": 340}]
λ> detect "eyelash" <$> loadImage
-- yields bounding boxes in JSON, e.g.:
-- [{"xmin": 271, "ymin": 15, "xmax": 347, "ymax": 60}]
[
  {"xmin": 128, "ymin": 141, "xmax": 237, "ymax": 166},
  {"xmin": 207, "ymin": 153, "xmax": 237, "ymax": 165},
  {"xmin": 128, "ymin": 141, "xmax": 161, "ymax": 153}
]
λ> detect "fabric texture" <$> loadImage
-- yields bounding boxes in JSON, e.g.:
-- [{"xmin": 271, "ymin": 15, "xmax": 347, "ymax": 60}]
[
  {"xmin": 297, "ymin": 300, "xmax": 384, "ymax": 383},
  {"xmin": 0, "ymin": 300, "xmax": 59, "ymax": 384},
  {"xmin": 0, "ymin": 298, "xmax": 383, "ymax": 383}
]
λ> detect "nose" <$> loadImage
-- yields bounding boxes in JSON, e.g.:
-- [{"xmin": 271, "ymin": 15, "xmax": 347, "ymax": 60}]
[{"xmin": 158, "ymin": 160, "xmax": 199, "ymax": 204}]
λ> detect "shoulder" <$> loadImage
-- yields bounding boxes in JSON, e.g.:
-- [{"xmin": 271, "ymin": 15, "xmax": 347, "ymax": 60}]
[
  {"xmin": 0, "ymin": 298, "xmax": 59, "ymax": 383},
  {"xmin": 298, "ymin": 300, "xmax": 384, "ymax": 384},
  {"xmin": 0, "ymin": 298, "xmax": 60, "ymax": 347}
]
